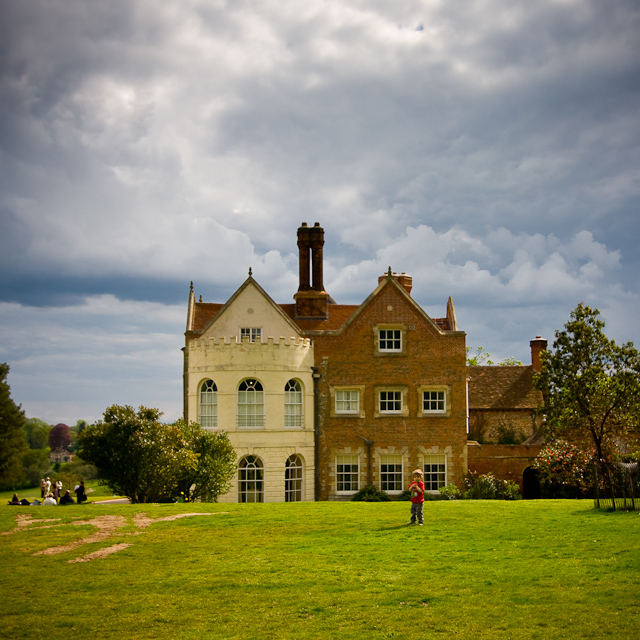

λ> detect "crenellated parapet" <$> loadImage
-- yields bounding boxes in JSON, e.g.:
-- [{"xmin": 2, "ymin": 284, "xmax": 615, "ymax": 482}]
[
  {"xmin": 187, "ymin": 335, "xmax": 315, "ymax": 373},
  {"xmin": 189, "ymin": 336, "xmax": 312, "ymax": 351}
]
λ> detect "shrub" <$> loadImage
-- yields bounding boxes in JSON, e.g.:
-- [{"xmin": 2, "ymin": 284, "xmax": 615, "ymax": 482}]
[
  {"xmin": 351, "ymin": 486, "xmax": 391, "ymax": 502},
  {"xmin": 496, "ymin": 424, "xmax": 525, "ymax": 445},
  {"xmin": 462, "ymin": 471, "xmax": 522, "ymax": 500},
  {"xmin": 532, "ymin": 440, "xmax": 594, "ymax": 498},
  {"xmin": 439, "ymin": 484, "xmax": 461, "ymax": 500}
]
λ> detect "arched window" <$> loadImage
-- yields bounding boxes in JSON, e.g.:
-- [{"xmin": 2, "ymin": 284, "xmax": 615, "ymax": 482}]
[
  {"xmin": 237, "ymin": 379, "xmax": 264, "ymax": 427},
  {"xmin": 199, "ymin": 380, "xmax": 217, "ymax": 428},
  {"xmin": 285, "ymin": 454, "xmax": 304, "ymax": 502},
  {"xmin": 238, "ymin": 455, "xmax": 264, "ymax": 503},
  {"xmin": 284, "ymin": 379, "xmax": 303, "ymax": 427}
]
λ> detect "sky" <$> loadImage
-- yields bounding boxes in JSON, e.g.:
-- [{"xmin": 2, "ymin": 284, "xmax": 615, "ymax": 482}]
[{"xmin": 1, "ymin": 0, "xmax": 639, "ymax": 425}]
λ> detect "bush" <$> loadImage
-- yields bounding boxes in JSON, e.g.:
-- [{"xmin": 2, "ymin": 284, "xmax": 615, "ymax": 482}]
[
  {"xmin": 439, "ymin": 484, "xmax": 461, "ymax": 500},
  {"xmin": 351, "ymin": 486, "xmax": 391, "ymax": 502},
  {"xmin": 496, "ymin": 424, "xmax": 525, "ymax": 445},
  {"xmin": 532, "ymin": 440, "xmax": 594, "ymax": 498},
  {"xmin": 462, "ymin": 471, "xmax": 521, "ymax": 500}
]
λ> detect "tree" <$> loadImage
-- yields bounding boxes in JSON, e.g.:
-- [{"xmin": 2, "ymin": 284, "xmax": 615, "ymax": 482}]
[
  {"xmin": 0, "ymin": 363, "xmax": 28, "ymax": 488},
  {"xmin": 466, "ymin": 346, "xmax": 522, "ymax": 366},
  {"xmin": 23, "ymin": 418, "xmax": 51, "ymax": 450},
  {"xmin": 78, "ymin": 405, "xmax": 236, "ymax": 503},
  {"xmin": 535, "ymin": 303, "xmax": 640, "ymax": 479},
  {"xmin": 176, "ymin": 421, "xmax": 236, "ymax": 502},
  {"xmin": 49, "ymin": 423, "xmax": 72, "ymax": 450}
]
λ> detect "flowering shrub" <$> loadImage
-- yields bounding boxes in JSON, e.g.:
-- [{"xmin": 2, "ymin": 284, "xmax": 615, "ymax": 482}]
[{"xmin": 532, "ymin": 440, "xmax": 594, "ymax": 498}]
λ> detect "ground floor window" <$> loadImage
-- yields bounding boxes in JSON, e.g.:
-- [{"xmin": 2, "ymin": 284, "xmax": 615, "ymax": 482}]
[
  {"xmin": 380, "ymin": 454, "xmax": 403, "ymax": 493},
  {"xmin": 238, "ymin": 455, "xmax": 264, "ymax": 502},
  {"xmin": 285, "ymin": 454, "xmax": 303, "ymax": 502},
  {"xmin": 424, "ymin": 454, "xmax": 446, "ymax": 491},
  {"xmin": 336, "ymin": 455, "xmax": 359, "ymax": 493}
]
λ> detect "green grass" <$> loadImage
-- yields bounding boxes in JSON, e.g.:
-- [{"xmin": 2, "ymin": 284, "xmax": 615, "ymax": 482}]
[{"xmin": 1, "ymin": 500, "xmax": 639, "ymax": 639}]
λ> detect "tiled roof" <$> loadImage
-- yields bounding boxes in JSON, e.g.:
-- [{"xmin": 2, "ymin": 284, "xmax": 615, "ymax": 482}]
[
  {"xmin": 189, "ymin": 302, "xmax": 360, "ymax": 335},
  {"xmin": 468, "ymin": 366, "xmax": 542, "ymax": 410},
  {"xmin": 191, "ymin": 303, "xmax": 224, "ymax": 332},
  {"xmin": 279, "ymin": 304, "xmax": 360, "ymax": 333}
]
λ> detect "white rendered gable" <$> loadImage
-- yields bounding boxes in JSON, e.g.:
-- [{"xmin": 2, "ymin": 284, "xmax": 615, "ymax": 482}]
[{"xmin": 201, "ymin": 280, "xmax": 301, "ymax": 342}]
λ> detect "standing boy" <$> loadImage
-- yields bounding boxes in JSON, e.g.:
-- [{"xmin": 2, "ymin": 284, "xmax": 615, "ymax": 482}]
[{"xmin": 408, "ymin": 469, "xmax": 425, "ymax": 525}]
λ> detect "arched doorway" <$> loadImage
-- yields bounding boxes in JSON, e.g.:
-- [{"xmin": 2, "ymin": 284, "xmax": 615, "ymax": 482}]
[{"xmin": 522, "ymin": 466, "xmax": 540, "ymax": 499}]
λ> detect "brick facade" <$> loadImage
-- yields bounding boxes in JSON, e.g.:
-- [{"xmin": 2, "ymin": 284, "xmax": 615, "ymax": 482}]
[
  {"xmin": 312, "ymin": 278, "xmax": 468, "ymax": 500},
  {"xmin": 184, "ymin": 223, "xmax": 544, "ymax": 501}
]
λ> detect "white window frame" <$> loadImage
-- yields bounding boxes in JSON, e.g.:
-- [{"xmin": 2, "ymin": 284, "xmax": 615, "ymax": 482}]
[
  {"xmin": 285, "ymin": 454, "xmax": 304, "ymax": 502},
  {"xmin": 284, "ymin": 379, "xmax": 304, "ymax": 428},
  {"xmin": 238, "ymin": 455, "xmax": 264, "ymax": 502},
  {"xmin": 424, "ymin": 454, "xmax": 447, "ymax": 492},
  {"xmin": 199, "ymin": 379, "xmax": 218, "ymax": 428},
  {"xmin": 423, "ymin": 389, "xmax": 446, "ymax": 414},
  {"xmin": 378, "ymin": 328, "xmax": 402, "ymax": 353},
  {"xmin": 380, "ymin": 454, "xmax": 404, "ymax": 494},
  {"xmin": 237, "ymin": 379, "xmax": 265, "ymax": 428},
  {"xmin": 239, "ymin": 327, "xmax": 262, "ymax": 343},
  {"xmin": 378, "ymin": 389, "xmax": 403, "ymax": 414},
  {"xmin": 335, "ymin": 389, "xmax": 360, "ymax": 414},
  {"xmin": 336, "ymin": 455, "xmax": 359, "ymax": 494}
]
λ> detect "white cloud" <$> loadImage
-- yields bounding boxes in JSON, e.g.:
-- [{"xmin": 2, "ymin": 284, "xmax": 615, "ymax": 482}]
[{"xmin": 0, "ymin": 297, "xmax": 185, "ymax": 423}]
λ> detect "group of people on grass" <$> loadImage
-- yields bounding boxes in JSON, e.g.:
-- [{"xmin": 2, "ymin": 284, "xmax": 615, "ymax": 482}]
[{"xmin": 7, "ymin": 480, "xmax": 88, "ymax": 506}]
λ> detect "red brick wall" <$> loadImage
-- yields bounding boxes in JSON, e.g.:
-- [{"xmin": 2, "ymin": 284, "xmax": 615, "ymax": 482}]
[
  {"xmin": 467, "ymin": 443, "xmax": 542, "ymax": 491},
  {"xmin": 313, "ymin": 283, "xmax": 468, "ymax": 500}
]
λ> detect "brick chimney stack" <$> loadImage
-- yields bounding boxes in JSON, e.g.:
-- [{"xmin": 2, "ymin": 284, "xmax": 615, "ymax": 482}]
[
  {"xmin": 530, "ymin": 336, "xmax": 548, "ymax": 372},
  {"xmin": 378, "ymin": 271, "xmax": 413, "ymax": 295},
  {"xmin": 295, "ymin": 222, "xmax": 330, "ymax": 318}
]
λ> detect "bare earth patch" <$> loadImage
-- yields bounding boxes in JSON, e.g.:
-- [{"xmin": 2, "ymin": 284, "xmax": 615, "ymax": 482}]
[{"xmin": 3, "ymin": 511, "xmax": 228, "ymax": 562}]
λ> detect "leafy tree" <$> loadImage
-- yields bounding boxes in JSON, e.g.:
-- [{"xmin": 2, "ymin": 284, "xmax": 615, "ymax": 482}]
[
  {"xmin": 23, "ymin": 418, "xmax": 51, "ymax": 449},
  {"xmin": 78, "ymin": 405, "xmax": 236, "ymax": 503},
  {"xmin": 78, "ymin": 405, "xmax": 196, "ymax": 503},
  {"xmin": 535, "ymin": 303, "xmax": 640, "ymax": 489},
  {"xmin": 467, "ymin": 347, "xmax": 522, "ymax": 366},
  {"xmin": 0, "ymin": 363, "xmax": 28, "ymax": 488},
  {"xmin": 21, "ymin": 448, "xmax": 51, "ymax": 488},
  {"xmin": 176, "ymin": 421, "xmax": 236, "ymax": 502},
  {"xmin": 49, "ymin": 423, "xmax": 72, "ymax": 450}
]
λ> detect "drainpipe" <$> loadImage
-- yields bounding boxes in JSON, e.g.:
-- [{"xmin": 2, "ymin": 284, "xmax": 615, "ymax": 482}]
[
  {"xmin": 358, "ymin": 435, "xmax": 374, "ymax": 487},
  {"xmin": 312, "ymin": 366, "xmax": 321, "ymax": 501},
  {"xmin": 466, "ymin": 376, "xmax": 471, "ymax": 435}
]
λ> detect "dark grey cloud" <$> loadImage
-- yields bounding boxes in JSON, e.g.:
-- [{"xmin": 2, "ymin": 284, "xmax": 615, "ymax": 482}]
[{"xmin": 1, "ymin": 0, "xmax": 638, "ymax": 421}]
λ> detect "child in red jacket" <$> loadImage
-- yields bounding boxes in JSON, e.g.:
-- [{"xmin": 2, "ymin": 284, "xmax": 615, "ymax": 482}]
[{"xmin": 408, "ymin": 469, "xmax": 425, "ymax": 525}]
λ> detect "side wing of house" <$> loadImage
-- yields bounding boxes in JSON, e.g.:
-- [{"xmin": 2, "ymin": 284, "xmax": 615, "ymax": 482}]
[{"xmin": 184, "ymin": 277, "xmax": 315, "ymax": 503}]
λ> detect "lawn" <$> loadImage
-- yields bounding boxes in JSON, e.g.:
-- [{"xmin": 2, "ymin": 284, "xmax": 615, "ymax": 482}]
[{"xmin": 1, "ymin": 499, "xmax": 638, "ymax": 639}]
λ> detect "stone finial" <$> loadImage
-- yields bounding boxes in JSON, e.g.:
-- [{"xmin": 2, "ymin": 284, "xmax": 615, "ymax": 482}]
[{"xmin": 249, "ymin": 267, "xmax": 253, "ymax": 277}]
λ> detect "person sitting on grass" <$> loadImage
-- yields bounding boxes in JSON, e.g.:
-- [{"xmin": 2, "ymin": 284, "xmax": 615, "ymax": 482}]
[
  {"xmin": 43, "ymin": 493, "xmax": 57, "ymax": 506},
  {"xmin": 408, "ymin": 469, "xmax": 425, "ymax": 526},
  {"xmin": 74, "ymin": 481, "xmax": 87, "ymax": 504},
  {"xmin": 59, "ymin": 490, "xmax": 75, "ymax": 505},
  {"xmin": 8, "ymin": 493, "xmax": 21, "ymax": 505}
]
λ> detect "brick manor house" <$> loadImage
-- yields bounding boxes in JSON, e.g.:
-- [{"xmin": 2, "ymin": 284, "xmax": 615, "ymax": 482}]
[{"xmin": 183, "ymin": 223, "xmax": 544, "ymax": 503}]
